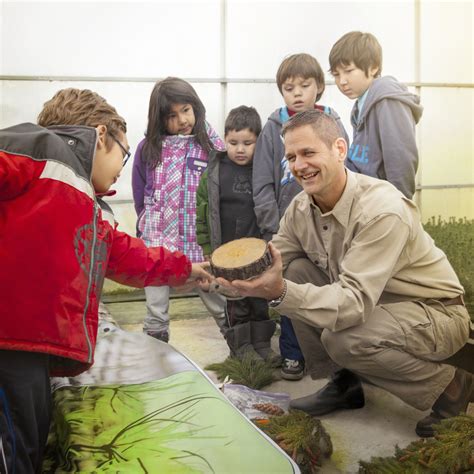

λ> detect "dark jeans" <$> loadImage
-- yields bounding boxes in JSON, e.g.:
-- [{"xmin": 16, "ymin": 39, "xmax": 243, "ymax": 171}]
[
  {"xmin": 0, "ymin": 350, "xmax": 51, "ymax": 474},
  {"xmin": 279, "ymin": 315, "xmax": 304, "ymax": 361},
  {"xmin": 225, "ymin": 297, "xmax": 269, "ymax": 327}
]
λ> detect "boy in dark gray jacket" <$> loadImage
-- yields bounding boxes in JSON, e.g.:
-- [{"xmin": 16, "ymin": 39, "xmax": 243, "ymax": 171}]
[
  {"xmin": 330, "ymin": 31, "xmax": 423, "ymax": 199},
  {"xmin": 253, "ymin": 53, "xmax": 349, "ymax": 380},
  {"xmin": 196, "ymin": 106, "xmax": 280, "ymax": 365}
]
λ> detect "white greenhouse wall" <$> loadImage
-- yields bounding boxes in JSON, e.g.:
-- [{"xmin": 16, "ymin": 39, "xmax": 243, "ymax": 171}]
[{"xmin": 1, "ymin": 0, "xmax": 472, "ymax": 233}]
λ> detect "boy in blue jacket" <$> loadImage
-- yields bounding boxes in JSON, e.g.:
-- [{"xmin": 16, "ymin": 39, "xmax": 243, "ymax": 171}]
[{"xmin": 329, "ymin": 31, "xmax": 423, "ymax": 199}]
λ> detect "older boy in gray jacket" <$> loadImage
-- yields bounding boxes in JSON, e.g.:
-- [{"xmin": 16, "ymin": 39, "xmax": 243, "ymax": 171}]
[{"xmin": 330, "ymin": 31, "xmax": 423, "ymax": 199}]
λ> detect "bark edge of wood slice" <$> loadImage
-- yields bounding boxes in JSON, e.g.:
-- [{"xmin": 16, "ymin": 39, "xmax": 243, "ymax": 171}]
[{"xmin": 210, "ymin": 237, "xmax": 272, "ymax": 281}]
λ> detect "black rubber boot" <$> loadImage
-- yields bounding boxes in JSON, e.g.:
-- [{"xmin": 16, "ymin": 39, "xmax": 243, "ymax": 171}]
[
  {"xmin": 225, "ymin": 322, "xmax": 264, "ymax": 361},
  {"xmin": 251, "ymin": 320, "xmax": 282, "ymax": 367}
]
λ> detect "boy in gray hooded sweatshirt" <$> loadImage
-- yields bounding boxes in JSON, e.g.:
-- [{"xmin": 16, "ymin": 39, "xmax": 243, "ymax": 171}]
[
  {"xmin": 329, "ymin": 31, "xmax": 423, "ymax": 199},
  {"xmin": 252, "ymin": 53, "xmax": 349, "ymax": 381}
]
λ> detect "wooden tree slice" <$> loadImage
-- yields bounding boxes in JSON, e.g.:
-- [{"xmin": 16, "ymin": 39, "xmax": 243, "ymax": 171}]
[{"xmin": 210, "ymin": 238, "xmax": 272, "ymax": 281}]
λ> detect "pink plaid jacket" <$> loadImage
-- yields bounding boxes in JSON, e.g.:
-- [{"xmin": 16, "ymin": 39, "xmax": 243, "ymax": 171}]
[{"xmin": 136, "ymin": 124, "xmax": 224, "ymax": 263}]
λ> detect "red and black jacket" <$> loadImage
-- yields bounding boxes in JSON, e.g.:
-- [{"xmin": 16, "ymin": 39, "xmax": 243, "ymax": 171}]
[{"xmin": 0, "ymin": 123, "xmax": 191, "ymax": 376}]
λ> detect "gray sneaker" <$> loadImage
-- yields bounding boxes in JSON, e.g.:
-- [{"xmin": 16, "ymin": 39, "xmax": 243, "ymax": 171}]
[{"xmin": 281, "ymin": 358, "xmax": 305, "ymax": 380}]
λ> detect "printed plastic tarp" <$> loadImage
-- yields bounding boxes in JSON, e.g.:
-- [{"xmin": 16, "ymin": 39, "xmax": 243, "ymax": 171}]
[{"xmin": 43, "ymin": 320, "xmax": 300, "ymax": 473}]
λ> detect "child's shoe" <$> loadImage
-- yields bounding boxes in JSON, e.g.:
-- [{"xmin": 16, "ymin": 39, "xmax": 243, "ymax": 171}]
[
  {"xmin": 225, "ymin": 323, "xmax": 264, "ymax": 361},
  {"xmin": 250, "ymin": 320, "xmax": 282, "ymax": 367},
  {"xmin": 281, "ymin": 358, "xmax": 305, "ymax": 380}
]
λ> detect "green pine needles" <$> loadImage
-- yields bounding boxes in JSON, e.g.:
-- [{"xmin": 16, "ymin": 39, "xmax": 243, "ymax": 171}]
[
  {"xmin": 205, "ymin": 355, "xmax": 276, "ymax": 389},
  {"xmin": 359, "ymin": 414, "xmax": 474, "ymax": 473},
  {"xmin": 255, "ymin": 409, "xmax": 333, "ymax": 473},
  {"xmin": 424, "ymin": 217, "xmax": 473, "ymax": 314}
]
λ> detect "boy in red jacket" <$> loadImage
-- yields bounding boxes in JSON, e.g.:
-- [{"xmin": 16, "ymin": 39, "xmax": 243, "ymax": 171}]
[{"xmin": 0, "ymin": 88, "xmax": 211, "ymax": 473}]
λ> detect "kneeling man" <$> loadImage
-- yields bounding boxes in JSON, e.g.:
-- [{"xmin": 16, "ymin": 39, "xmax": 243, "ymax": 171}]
[{"xmin": 218, "ymin": 109, "xmax": 472, "ymax": 437}]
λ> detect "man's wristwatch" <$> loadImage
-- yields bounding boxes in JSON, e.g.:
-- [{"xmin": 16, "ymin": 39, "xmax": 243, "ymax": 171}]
[{"xmin": 268, "ymin": 279, "xmax": 287, "ymax": 308}]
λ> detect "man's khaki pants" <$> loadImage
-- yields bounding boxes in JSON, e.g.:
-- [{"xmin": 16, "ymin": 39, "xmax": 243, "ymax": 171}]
[{"xmin": 286, "ymin": 258, "xmax": 470, "ymax": 411}]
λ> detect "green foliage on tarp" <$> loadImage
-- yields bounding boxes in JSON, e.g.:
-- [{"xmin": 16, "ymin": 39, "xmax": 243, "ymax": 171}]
[
  {"xmin": 42, "ymin": 371, "xmax": 296, "ymax": 473},
  {"xmin": 358, "ymin": 414, "xmax": 474, "ymax": 473},
  {"xmin": 424, "ymin": 217, "xmax": 473, "ymax": 313}
]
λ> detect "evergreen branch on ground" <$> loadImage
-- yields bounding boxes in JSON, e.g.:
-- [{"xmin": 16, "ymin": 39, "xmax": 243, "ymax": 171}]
[
  {"xmin": 254, "ymin": 409, "xmax": 333, "ymax": 473},
  {"xmin": 205, "ymin": 355, "xmax": 276, "ymax": 389},
  {"xmin": 358, "ymin": 414, "xmax": 474, "ymax": 473}
]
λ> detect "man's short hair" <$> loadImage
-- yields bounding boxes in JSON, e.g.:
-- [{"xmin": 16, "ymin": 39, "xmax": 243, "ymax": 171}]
[
  {"xmin": 37, "ymin": 88, "xmax": 127, "ymax": 147},
  {"xmin": 282, "ymin": 109, "xmax": 341, "ymax": 149},
  {"xmin": 276, "ymin": 53, "xmax": 325, "ymax": 101},
  {"xmin": 224, "ymin": 105, "xmax": 262, "ymax": 137},
  {"xmin": 329, "ymin": 31, "xmax": 383, "ymax": 77}
]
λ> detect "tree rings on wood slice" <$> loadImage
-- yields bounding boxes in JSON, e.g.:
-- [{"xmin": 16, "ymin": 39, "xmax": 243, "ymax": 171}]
[{"xmin": 210, "ymin": 238, "xmax": 272, "ymax": 281}]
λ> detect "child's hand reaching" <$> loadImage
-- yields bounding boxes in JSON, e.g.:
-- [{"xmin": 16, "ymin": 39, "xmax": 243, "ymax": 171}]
[
  {"xmin": 174, "ymin": 262, "xmax": 213, "ymax": 293},
  {"xmin": 191, "ymin": 262, "xmax": 213, "ymax": 291},
  {"xmin": 190, "ymin": 262, "xmax": 212, "ymax": 281}
]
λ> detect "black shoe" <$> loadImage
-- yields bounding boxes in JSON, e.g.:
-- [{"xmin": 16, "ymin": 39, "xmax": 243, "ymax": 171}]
[
  {"xmin": 146, "ymin": 330, "xmax": 169, "ymax": 343},
  {"xmin": 416, "ymin": 368, "xmax": 474, "ymax": 438},
  {"xmin": 290, "ymin": 369, "xmax": 365, "ymax": 416},
  {"xmin": 415, "ymin": 413, "xmax": 444, "ymax": 438},
  {"xmin": 281, "ymin": 358, "xmax": 305, "ymax": 380}
]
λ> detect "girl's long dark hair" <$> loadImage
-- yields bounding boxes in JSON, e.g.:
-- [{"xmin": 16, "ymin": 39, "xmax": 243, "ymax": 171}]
[{"xmin": 142, "ymin": 77, "xmax": 213, "ymax": 167}]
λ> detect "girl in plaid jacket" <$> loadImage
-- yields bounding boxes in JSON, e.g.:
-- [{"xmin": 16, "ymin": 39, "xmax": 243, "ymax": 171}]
[{"xmin": 132, "ymin": 77, "xmax": 226, "ymax": 342}]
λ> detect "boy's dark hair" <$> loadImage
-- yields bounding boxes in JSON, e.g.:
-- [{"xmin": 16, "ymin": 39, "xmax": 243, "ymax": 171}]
[
  {"xmin": 37, "ymin": 88, "xmax": 127, "ymax": 150},
  {"xmin": 224, "ymin": 106, "xmax": 262, "ymax": 137},
  {"xmin": 282, "ymin": 109, "xmax": 341, "ymax": 150},
  {"xmin": 329, "ymin": 31, "xmax": 383, "ymax": 77},
  {"xmin": 276, "ymin": 53, "xmax": 325, "ymax": 102},
  {"xmin": 143, "ymin": 77, "xmax": 212, "ymax": 167}
]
